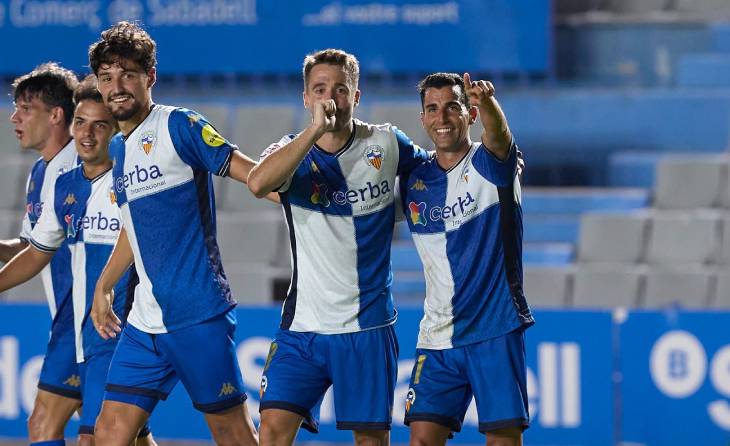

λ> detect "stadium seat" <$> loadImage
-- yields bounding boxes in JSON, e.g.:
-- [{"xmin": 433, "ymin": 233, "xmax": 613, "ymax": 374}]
[
  {"xmin": 675, "ymin": 0, "xmax": 730, "ymax": 19},
  {"xmin": 608, "ymin": 151, "xmax": 663, "ymax": 188},
  {"xmin": 643, "ymin": 266, "xmax": 714, "ymax": 308},
  {"xmin": 577, "ymin": 212, "xmax": 649, "ymax": 263},
  {"xmin": 713, "ymin": 269, "xmax": 730, "ymax": 308},
  {"xmin": 572, "ymin": 263, "xmax": 644, "ymax": 308},
  {"xmin": 523, "ymin": 242, "xmax": 574, "ymax": 265},
  {"xmin": 0, "ymin": 155, "xmax": 29, "ymax": 210},
  {"xmin": 646, "ymin": 210, "xmax": 722, "ymax": 265},
  {"xmin": 225, "ymin": 262, "xmax": 290, "ymax": 304},
  {"xmin": 216, "ymin": 212, "xmax": 285, "ymax": 266},
  {"xmin": 218, "ymin": 179, "xmax": 280, "ymax": 213},
  {"xmin": 654, "ymin": 156, "xmax": 728, "ymax": 209},
  {"xmin": 523, "ymin": 266, "xmax": 572, "ymax": 308},
  {"xmin": 370, "ymin": 101, "xmax": 430, "ymax": 148},
  {"xmin": 0, "ymin": 276, "xmax": 46, "ymax": 303},
  {"xmin": 524, "ymin": 214, "xmax": 580, "ymax": 243},
  {"xmin": 232, "ymin": 104, "xmax": 298, "ymax": 160},
  {"xmin": 608, "ymin": 0, "xmax": 668, "ymax": 15},
  {"xmin": 722, "ymin": 214, "xmax": 730, "ymax": 265}
]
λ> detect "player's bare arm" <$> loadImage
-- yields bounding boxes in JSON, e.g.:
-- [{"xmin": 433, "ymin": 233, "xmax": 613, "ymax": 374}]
[
  {"xmin": 0, "ymin": 245, "xmax": 52, "ymax": 291},
  {"xmin": 92, "ymin": 226, "xmax": 133, "ymax": 340},
  {"xmin": 0, "ymin": 238, "xmax": 29, "ymax": 263},
  {"xmin": 247, "ymin": 99, "xmax": 336, "ymax": 198},
  {"xmin": 227, "ymin": 151, "xmax": 281, "ymax": 203},
  {"xmin": 464, "ymin": 72, "xmax": 512, "ymax": 160}
]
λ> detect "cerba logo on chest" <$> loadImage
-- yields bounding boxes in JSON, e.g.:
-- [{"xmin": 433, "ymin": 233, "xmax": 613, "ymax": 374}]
[
  {"xmin": 408, "ymin": 179, "xmax": 479, "ymax": 226},
  {"xmin": 114, "ymin": 129, "xmax": 166, "ymax": 195}
]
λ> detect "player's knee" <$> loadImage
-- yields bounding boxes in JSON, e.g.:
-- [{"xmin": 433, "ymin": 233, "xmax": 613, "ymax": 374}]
[
  {"xmin": 93, "ymin": 413, "xmax": 125, "ymax": 446},
  {"xmin": 209, "ymin": 424, "xmax": 255, "ymax": 446},
  {"xmin": 77, "ymin": 433, "xmax": 95, "ymax": 446},
  {"xmin": 486, "ymin": 426, "xmax": 522, "ymax": 446},
  {"xmin": 354, "ymin": 430, "xmax": 389, "ymax": 446},
  {"xmin": 409, "ymin": 431, "xmax": 438, "ymax": 446},
  {"xmin": 27, "ymin": 404, "xmax": 59, "ymax": 441}
]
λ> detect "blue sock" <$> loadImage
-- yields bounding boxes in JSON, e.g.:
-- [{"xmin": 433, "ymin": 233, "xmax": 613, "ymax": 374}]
[{"xmin": 30, "ymin": 441, "xmax": 65, "ymax": 446}]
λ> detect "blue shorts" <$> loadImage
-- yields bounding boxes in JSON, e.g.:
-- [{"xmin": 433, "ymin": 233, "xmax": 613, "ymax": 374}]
[
  {"xmin": 38, "ymin": 339, "xmax": 82, "ymax": 400},
  {"xmin": 403, "ymin": 329, "xmax": 529, "ymax": 434},
  {"xmin": 259, "ymin": 325, "xmax": 398, "ymax": 433},
  {"xmin": 79, "ymin": 349, "xmax": 152, "ymax": 436},
  {"xmin": 104, "ymin": 310, "xmax": 246, "ymax": 414}
]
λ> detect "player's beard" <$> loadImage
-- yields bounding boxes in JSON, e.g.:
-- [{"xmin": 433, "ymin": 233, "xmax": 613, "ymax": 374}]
[{"xmin": 110, "ymin": 98, "xmax": 142, "ymax": 122}]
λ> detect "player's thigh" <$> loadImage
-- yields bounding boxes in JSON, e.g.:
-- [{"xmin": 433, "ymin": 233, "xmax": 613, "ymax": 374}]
[
  {"xmin": 28, "ymin": 388, "xmax": 82, "ymax": 437},
  {"xmin": 104, "ymin": 324, "xmax": 178, "ymax": 415},
  {"xmin": 403, "ymin": 348, "xmax": 471, "ymax": 434},
  {"xmin": 466, "ymin": 330, "xmax": 529, "ymax": 434},
  {"xmin": 157, "ymin": 311, "xmax": 247, "ymax": 413},
  {"xmin": 353, "ymin": 429, "xmax": 390, "ymax": 446},
  {"xmin": 330, "ymin": 325, "xmax": 399, "ymax": 430},
  {"xmin": 259, "ymin": 329, "xmax": 331, "ymax": 434},
  {"xmin": 408, "ymin": 421, "xmax": 450, "ymax": 446}
]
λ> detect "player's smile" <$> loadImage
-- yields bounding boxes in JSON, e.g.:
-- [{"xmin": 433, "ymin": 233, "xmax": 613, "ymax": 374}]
[{"xmin": 421, "ymin": 85, "xmax": 471, "ymax": 153}]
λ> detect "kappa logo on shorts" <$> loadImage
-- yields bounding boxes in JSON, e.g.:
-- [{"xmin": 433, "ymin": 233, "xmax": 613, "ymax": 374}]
[
  {"xmin": 218, "ymin": 382, "xmax": 238, "ymax": 397},
  {"xmin": 63, "ymin": 374, "xmax": 81, "ymax": 387},
  {"xmin": 259, "ymin": 375, "xmax": 268, "ymax": 399},
  {"xmin": 405, "ymin": 388, "xmax": 416, "ymax": 413}
]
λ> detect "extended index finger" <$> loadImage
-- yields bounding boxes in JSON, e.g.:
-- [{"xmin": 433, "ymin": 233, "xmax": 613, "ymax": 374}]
[{"xmin": 463, "ymin": 72, "xmax": 473, "ymax": 92}]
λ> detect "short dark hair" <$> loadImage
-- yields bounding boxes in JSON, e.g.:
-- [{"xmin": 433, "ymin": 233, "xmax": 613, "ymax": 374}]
[
  {"xmin": 303, "ymin": 49, "xmax": 359, "ymax": 90},
  {"xmin": 89, "ymin": 21, "xmax": 157, "ymax": 75},
  {"xmin": 73, "ymin": 74, "xmax": 103, "ymax": 105},
  {"xmin": 417, "ymin": 72, "xmax": 468, "ymax": 110},
  {"xmin": 12, "ymin": 62, "xmax": 78, "ymax": 126}
]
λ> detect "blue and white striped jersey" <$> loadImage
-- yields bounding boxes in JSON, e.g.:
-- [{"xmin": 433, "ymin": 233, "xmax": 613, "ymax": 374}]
[
  {"xmin": 30, "ymin": 166, "xmax": 131, "ymax": 362},
  {"xmin": 264, "ymin": 120, "xmax": 428, "ymax": 333},
  {"xmin": 110, "ymin": 105, "xmax": 235, "ymax": 334},
  {"xmin": 400, "ymin": 142, "xmax": 534, "ymax": 349},
  {"xmin": 20, "ymin": 141, "xmax": 77, "ymax": 341}
]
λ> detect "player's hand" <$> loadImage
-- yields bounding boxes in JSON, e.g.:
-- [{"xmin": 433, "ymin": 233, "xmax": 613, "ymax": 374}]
[
  {"xmin": 91, "ymin": 286, "xmax": 121, "ymax": 339},
  {"xmin": 311, "ymin": 99, "xmax": 337, "ymax": 133},
  {"xmin": 464, "ymin": 72, "xmax": 495, "ymax": 110},
  {"xmin": 517, "ymin": 148, "xmax": 525, "ymax": 180}
]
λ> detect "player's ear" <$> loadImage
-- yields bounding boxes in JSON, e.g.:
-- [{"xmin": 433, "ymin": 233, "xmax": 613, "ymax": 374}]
[
  {"xmin": 420, "ymin": 111, "xmax": 425, "ymax": 129},
  {"xmin": 146, "ymin": 67, "xmax": 156, "ymax": 88},
  {"xmin": 49, "ymin": 106, "xmax": 65, "ymax": 126},
  {"xmin": 354, "ymin": 90, "xmax": 361, "ymax": 108},
  {"xmin": 468, "ymin": 105, "xmax": 478, "ymax": 125}
]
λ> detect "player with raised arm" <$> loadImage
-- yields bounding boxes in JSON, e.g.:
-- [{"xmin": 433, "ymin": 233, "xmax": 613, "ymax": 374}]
[
  {"xmin": 399, "ymin": 73, "xmax": 534, "ymax": 446},
  {"xmin": 2, "ymin": 63, "xmax": 80, "ymax": 445},
  {"xmin": 248, "ymin": 49, "xmax": 428, "ymax": 446},
  {"xmin": 87, "ymin": 22, "xmax": 260, "ymax": 446},
  {"xmin": 0, "ymin": 76, "xmax": 157, "ymax": 445}
]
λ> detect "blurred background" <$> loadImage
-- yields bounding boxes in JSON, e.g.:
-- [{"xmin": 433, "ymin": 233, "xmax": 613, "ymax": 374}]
[{"xmin": 0, "ymin": 0, "xmax": 728, "ymax": 444}]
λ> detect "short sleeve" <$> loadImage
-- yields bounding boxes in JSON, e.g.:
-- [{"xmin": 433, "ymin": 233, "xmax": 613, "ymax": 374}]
[
  {"xmin": 393, "ymin": 126, "xmax": 428, "ymax": 176},
  {"xmin": 168, "ymin": 108, "xmax": 236, "ymax": 176},
  {"xmin": 471, "ymin": 139, "xmax": 518, "ymax": 187},
  {"xmin": 29, "ymin": 185, "xmax": 65, "ymax": 253}
]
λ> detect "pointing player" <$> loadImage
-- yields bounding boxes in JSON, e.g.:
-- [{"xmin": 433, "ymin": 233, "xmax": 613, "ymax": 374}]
[
  {"xmin": 248, "ymin": 49, "xmax": 428, "ymax": 446},
  {"xmin": 399, "ymin": 72, "xmax": 534, "ymax": 446},
  {"xmin": 1, "ymin": 63, "xmax": 80, "ymax": 445},
  {"xmin": 88, "ymin": 22, "xmax": 260, "ymax": 446},
  {"xmin": 0, "ymin": 76, "xmax": 156, "ymax": 445}
]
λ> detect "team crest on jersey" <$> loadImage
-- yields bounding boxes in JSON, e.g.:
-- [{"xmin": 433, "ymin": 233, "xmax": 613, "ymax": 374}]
[
  {"xmin": 139, "ymin": 131, "xmax": 156, "ymax": 155},
  {"xmin": 64, "ymin": 193, "xmax": 76, "ymax": 206},
  {"xmin": 202, "ymin": 124, "xmax": 226, "ymax": 147},
  {"xmin": 311, "ymin": 182, "xmax": 330, "ymax": 207},
  {"xmin": 259, "ymin": 375, "xmax": 268, "ymax": 398},
  {"xmin": 109, "ymin": 189, "xmax": 117, "ymax": 205},
  {"xmin": 311, "ymin": 161, "xmax": 320, "ymax": 174},
  {"xmin": 405, "ymin": 388, "xmax": 416, "ymax": 413},
  {"xmin": 463, "ymin": 167, "xmax": 470, "ymax": 183},
  {"xmin": 408, "ymin": 202, "xmax": 427, "ymax": 226},
  {"xmin": 64, "ymin": 214, "xmax": 77, "ymax": 238},
  {"xmin": 410, "ymin": 179, "xmax": 427, "ymax": 191},
  {"xmin": 364, "ymin": 145, "xmax": 384, "ymax": 170}
]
